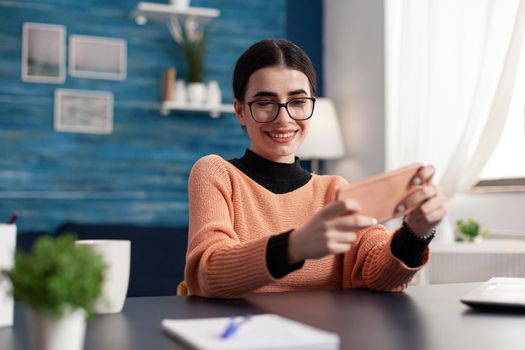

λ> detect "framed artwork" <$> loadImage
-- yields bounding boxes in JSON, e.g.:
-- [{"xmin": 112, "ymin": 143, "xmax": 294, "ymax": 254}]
[
  {"xmin": 21, "ymin": 22, "xmax": 66, "ymax": 83},
  {"xmin": 54, "ymin": 89, "xmax": 114, "ymax": 134},
  {"xmin": 69, "ymin": 35, "xmax": 127, "ymax": 80}
]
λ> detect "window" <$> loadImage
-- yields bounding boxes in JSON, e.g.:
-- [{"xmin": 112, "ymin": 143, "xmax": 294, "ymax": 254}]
[{"xmin": 476, "ymin": 42, "xmax": 525, "ymax": 190}]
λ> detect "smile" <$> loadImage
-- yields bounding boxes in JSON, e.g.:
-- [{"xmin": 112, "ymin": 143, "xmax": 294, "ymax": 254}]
[{"xmin": 268, "ymin": 131, "xmax": 296, "ymax": 139}]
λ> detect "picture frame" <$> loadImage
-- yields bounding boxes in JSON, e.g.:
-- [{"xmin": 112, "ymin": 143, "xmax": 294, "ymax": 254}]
[
  {"xmin": 69, "ymin": 35, "xmax": 127, "ymax": 80},
  {"xmin": 21, "ymin": 22, "xmax": 66, "ymax": 83},
  {"xmin": 54, "ymin": 89, "xmax": 114, "ymax": 134}
]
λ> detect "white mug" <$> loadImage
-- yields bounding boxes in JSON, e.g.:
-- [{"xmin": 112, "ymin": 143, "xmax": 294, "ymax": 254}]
[
  {"xmin": 0, "ymin": 224, "xmax": 16, "ymax": 328},
  {"xmin": 75, "ymin": 240, "xmax": 130, "ymax": 314}
]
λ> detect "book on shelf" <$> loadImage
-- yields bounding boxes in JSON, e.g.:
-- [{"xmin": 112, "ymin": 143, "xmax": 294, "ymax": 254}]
[{"xmin": 162, "ymin": 67, "xmax": 176, "ymax": 102}]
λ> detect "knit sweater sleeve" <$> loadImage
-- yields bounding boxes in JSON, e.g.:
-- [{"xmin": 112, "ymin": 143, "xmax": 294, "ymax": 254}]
[
  {"xmin": 184, "ymin": 156, "xmax": 276, "ymax": 298},
  {"xmin": 342, "ymin": 225, "xmax": 429, "ymax": 291}
]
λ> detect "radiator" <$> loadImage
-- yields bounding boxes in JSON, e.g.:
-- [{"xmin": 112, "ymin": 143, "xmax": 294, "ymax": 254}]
[{"xmin": 420, "ymin": 240, "xmax": 525, "ymax": 284}]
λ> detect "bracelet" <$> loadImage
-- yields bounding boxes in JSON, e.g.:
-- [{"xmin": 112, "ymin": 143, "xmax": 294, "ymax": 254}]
[{"xmin": 402, "ymin": 217, "xmax": 436, "ymax": 241}]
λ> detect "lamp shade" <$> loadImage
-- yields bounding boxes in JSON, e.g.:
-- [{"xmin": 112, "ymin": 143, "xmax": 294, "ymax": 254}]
[{"xmin": 296, "ymin": 98, "xmax": 345, "ymax": 159}]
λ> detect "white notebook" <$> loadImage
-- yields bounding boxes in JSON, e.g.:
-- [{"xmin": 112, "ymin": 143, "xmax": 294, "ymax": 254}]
[{"xmin": 161, "ymin": 313, "xmax": 340, "ymax": 350}]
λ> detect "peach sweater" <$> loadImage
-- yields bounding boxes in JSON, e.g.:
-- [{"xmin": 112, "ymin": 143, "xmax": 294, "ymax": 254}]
[{"xmin": 185, "ymin": 155, "xmax": 428, "ymax": 298}]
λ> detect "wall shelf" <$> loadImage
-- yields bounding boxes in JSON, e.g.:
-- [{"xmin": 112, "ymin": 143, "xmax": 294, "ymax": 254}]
[
  {"xmin": 132, "ymin": 2, "xmax": 220, "ymax": 25},
  {"xmin": 160, "ymin": 101, "xmax": 234, "ymax": 118},
  {"xmin": 133, "ymin": 3, "xmax": 226, "ymax": 118}
]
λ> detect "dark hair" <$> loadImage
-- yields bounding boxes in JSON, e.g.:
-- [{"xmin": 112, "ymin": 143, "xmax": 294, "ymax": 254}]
[{"xmin": 233, "ymin": 39, "xmax": 317, "ymax": 101}]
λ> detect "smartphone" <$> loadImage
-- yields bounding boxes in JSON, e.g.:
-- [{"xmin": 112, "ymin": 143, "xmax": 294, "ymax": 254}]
[{"xmin": 336, "ymin": 163, "xmax": 424, "ymax": 223}]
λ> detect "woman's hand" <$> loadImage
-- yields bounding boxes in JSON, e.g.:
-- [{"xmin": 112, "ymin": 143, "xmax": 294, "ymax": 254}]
[
  {"xmin": 402, "ymin": 165, "xmax": 447, "ymax": 236},
  {"xmin": 288, "ymin": 199, "xmax": 378, "ymax": 264}
]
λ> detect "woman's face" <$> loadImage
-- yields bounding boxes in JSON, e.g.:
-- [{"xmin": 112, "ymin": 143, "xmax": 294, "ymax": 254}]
[{"xmin": 234, "ymin": 66, "xmax": 312, "ymax": 163}]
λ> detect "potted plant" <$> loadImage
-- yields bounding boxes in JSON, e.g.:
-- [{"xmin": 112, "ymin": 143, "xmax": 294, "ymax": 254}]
[
  {"xmin": 3, "ymin": 234, "xmax": 105, "ymax": 350},
  {"xmin": 169, "ymin": 18, "xmax": 207, "ymax": 105},
  {"xmin": 455, "ymin": 218, "xmax": 491, "ymax": 243}
]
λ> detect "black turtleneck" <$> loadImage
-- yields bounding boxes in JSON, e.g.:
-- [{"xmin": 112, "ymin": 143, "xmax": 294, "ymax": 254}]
[
  {"xmin": 229, "ymin": 149, "xmax": 312, "ymax": 194},
  {"xmin": 228, "ymin": 149, "xmax": 432, "ymax": 279}
]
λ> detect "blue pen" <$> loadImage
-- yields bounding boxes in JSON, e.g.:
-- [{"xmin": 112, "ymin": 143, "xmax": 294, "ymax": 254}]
[{"xmin": 221, "ymin": 315, "xmax": 252, "ymax": 339}]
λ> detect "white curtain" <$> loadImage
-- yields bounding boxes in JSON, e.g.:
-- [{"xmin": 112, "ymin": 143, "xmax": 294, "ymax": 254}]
[
  {"xmin": 386, "ymin": 0, "xmax": 525, "ymax": 197},
  {"xmin": 385, "ymin": 0, "xmax": 525, "ymax": 243}
]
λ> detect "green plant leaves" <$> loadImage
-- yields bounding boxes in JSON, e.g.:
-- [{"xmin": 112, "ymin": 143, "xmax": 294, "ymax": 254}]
[
  {"xmin": 455, "ymin": 218, "xmax": 491, "ymax": 243},
  {"xmin": 4, "ymin": 234, "xmax": 106, "ymax": 319},
  {"xmin": 179, "ymin": 27, "xmax": 207, "ymax": 82}
]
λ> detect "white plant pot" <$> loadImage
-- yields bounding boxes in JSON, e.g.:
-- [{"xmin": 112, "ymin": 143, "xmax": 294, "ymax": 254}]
[
  {"xmin": 173, "ymin": 79, "xmax": 187, "ymax": 104},
  {"xmin": 25, "ymin": 307, "xmax": 87, "ymax": 350},
  {"xmin": 206, "ymin": 80, "xmax": 222, "ymax": 107},
  {"xmin": 473, "ymin": 236, "xmax": 484, "ymax": 244},
  {"xmin": 170, "ymin": 0, "xmax": 190, "ymax": 8},
  {"xmin": 187, "ymin": 82, "xmax": 207, "ymax": 106}
]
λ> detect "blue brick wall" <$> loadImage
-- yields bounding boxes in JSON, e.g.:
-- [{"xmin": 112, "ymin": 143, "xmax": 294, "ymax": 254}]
[
  {"xmin": 0, "ymin": 0, "xmax": 287, "ymax": 232},
  {"xmin": 287, "ymin": 0, "xmax": 323, "ymax": 96}
]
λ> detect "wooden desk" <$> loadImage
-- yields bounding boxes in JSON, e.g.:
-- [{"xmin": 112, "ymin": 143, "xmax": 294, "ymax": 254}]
[{"xmin": 1, "ymin": 283, "xmax": 524, "ymax": 350}]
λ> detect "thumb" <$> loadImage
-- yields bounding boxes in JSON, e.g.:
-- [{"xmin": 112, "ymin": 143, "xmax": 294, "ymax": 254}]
[{"xmin": 318, "ymin": 199, "xmax": 360, "ymax": 221}]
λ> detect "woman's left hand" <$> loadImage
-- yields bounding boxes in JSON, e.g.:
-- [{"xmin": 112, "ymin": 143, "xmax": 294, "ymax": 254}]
[{"xmin": 402, "ymin": 165, "xmax": 447, "ymax": 237}]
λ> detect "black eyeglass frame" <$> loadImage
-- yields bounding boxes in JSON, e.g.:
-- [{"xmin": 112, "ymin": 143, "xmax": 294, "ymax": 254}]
[{"xmin": 246, "ymin": 97, "xmax": 317, "ymax": 123}]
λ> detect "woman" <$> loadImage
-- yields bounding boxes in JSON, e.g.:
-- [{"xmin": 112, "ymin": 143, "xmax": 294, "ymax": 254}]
[{"xmin": 185, "ymin": 39, "xmax": 447, "ymax": 298}]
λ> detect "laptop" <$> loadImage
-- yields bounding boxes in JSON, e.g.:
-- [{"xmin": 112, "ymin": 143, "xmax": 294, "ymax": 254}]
[{"xmin": 461, "ymin": 277, "xmax": 525, "ymax": 310}]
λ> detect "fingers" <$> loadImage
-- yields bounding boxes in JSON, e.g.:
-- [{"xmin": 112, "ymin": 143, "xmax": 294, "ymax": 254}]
[
  {"xmin": 322, "ymin": 214, "xmax": 376, "ymax": 254},
  {"xmin": 406, "ymin": 206, "xmax": 447, "ymax": 226},
  {"xmin": 412, "ymin": 192, "xmax": 447, "ymax": 218},
  {"xmin": 327, "ymin": 241, "xmax": 354, "ymax": 255},
  {"xmin": 401, "ymin": 180, "xmax": 447, "ymax": 236},
  {"xmin": 319, "ymin": 199, "xmax": 361, "ymax": 221},
  {"xmin": 404, "ymin": 188, "xmax": 447, "ymax": 237},
  {"xmin": 401, "ymin": 184, "xmax": 438, "ymax": 210},
  {"xmin": 329, "ymin": 214, "xmax": 378, "ymax": 231},
  {"xmin": 407, "ymin": 196, "xmax": 447, "ymax": 224},
  {"xmin": 322, "ymin": 213, "xmax": 377, "ymax": 256},
  {"xmin": 326, "ymin": 232, "xmax": 358, "ymax": 255},
  {"xmin": 414, "ymin": 164, "xmax": 435, "ymax": 185},
  {"xmin": 329, "ymin": 231, "xmax": 357, "ymax": 243}
]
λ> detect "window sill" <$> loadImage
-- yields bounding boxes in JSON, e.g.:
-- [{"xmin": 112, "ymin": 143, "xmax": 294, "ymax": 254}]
[{"xmin": 471, "ymin": 178, "xmax": 525, "ymax": 193}]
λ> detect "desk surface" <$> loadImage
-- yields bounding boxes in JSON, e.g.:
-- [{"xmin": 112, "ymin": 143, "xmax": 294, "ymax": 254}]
[{"xmin": 1, "ymin": 283, "xmax": 524, "ymax": 350}]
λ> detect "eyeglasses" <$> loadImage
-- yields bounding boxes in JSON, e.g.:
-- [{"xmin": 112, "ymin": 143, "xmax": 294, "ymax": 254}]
[{"xmin": 247, "ymin": 97, "xmax": 316, "ymax": 123}]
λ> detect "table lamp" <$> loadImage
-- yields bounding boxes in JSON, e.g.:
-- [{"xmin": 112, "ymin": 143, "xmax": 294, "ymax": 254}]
[{"xmin": 296, "ymin": 98, "xmax": 345, "ymax": 173}]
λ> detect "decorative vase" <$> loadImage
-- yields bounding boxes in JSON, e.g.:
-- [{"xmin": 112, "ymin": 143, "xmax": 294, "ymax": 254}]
[
  {"xmin": 25, "ymin": 307, "xmax": 86, "ymax": 350},
  {"xmin": 187, "ymin": 82, "xmax": 207, "ymax": 106},
  {"xmin": 206, "ymin": 80, "xmax": 222, "ymax": 107},
  {"xmin": 170, "ymin": 0, "xmax": 190, "ymax": 8},
  {"xmin": 173, "ymin": 79, "xmax": 187, "ymax": 104}
]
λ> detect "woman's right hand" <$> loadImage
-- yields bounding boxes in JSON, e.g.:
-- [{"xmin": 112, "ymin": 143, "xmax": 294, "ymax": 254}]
[{"xmin": 288, "ymin": 199, "xmax": 378, "ymax": 264}]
